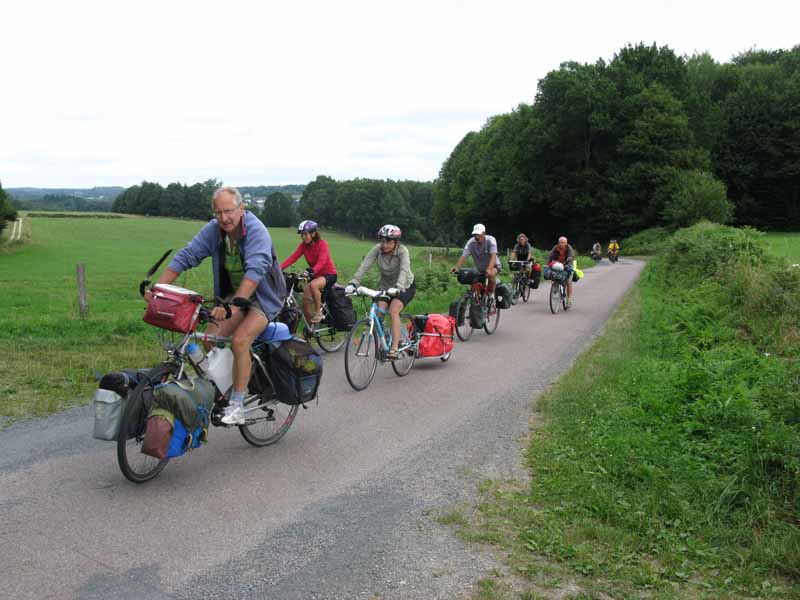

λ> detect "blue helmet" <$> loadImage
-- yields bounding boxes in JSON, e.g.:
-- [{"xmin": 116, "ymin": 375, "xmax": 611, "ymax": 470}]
[
  {"xmin": 297, "ymin": 220, "xmax": 318, "ymax": 234},
  {"xmin": 258, "ymin": 321, "xmax": 293, "ymax": 343}
]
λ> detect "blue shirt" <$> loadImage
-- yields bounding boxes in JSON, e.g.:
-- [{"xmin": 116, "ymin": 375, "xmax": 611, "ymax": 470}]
[{"xmin": 168, "ymin": 210, "xmax": 285, "ymax": 319}]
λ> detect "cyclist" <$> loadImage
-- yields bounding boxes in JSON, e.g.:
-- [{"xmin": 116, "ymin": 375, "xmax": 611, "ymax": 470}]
[
  {"xmin": 591, "ymin": 240, "xmax": 602, "ymax": 260},
  {"xmin": 146, "ymin": 186, "xmax": 286, "ymax": 425},
  {"xmin": 281, "ymin": 220, "xmax": 337, "ymax": 325},
  {"xmin": 608, "ymin": 239, "xmax": 620, "ymax": 260},
  {"xmin": 451, "ymin": 223, "xmax": 501, "ymax": 295},
  {"xmin": 510, "ymin": 232, "xmax": 535, "ymax": 278},
  {"xmin": 548, "ymin": 236, "xmax": 575, "ymax": 307},
  {"xmin": 345, "ymin": 225, "xmax": 415, "ymax": 360}
]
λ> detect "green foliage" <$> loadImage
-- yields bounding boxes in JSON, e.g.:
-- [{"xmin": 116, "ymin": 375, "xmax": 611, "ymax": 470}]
[
  {"xmin": 260, "ymin": 191, "xmax": 297, "ymax": 228},
  {"xmin": 661, "ymin": 170, "xmax": 732, "ymax": 230},
  {"xmin": 112, "ymin": 179, "xmax": 217, "ymax": 220},
  {"xmin": 666, "ymin": 221, "xmax": 764, "ymax": 277},
  {"xmin": 0, "ymin": 180, "xmax": 17, "ymax": 233},
  {"xmin": 620, "ymin": 226, "xmax": 671, "ymax": 255}
]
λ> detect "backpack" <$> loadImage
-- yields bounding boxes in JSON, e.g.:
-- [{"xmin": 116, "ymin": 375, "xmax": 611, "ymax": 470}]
[
  {"xmin": 417, "ymin": 314, "xmax": 456, "ymax": 358},
  {"xmin": 277, "ymin": 304, "xmax": 301, "ymax": 334},
  {"xmin": 326, "ymin": 284, "xmax": 356, "ymax": 331},
  {"xmin": 495, "ymin": 282, "xmax": 513, "ymax": 309},
  {"xmin": 269, "ymin": 338, "xmax": 323, "ymax": 405}
]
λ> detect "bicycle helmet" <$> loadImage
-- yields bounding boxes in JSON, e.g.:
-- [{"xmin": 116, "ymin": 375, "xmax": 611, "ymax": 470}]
[
  {"xmin": 378, "ymin": 224, "xmax": 402, "ymax": 240},
  {"xmin": 297, "ymin": 219, "xmax": 318, "ymax": 234},
  {"xmin": 552, "ymin": 261, "xmax": 565, "ymax": 271},
  {"xmin": 257, "ymin": 321, "xmax": 293, "ymax": 343}
]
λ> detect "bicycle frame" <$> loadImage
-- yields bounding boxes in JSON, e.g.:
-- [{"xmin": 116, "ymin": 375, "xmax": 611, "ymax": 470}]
[{"xmin": 357, "ymin": 295, "xmax": 416, "ymax": 358}]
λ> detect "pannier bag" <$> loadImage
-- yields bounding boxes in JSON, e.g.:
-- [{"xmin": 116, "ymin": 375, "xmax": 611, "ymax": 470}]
[
  {"xmin": 509, "ymin": 261, "xmax": 523, "ymax": 271},
  {"xmin": 269, "ymin": 338, "xmax": 323, "ymax": 405},
  {"xmin": 277, "ymin": 305, "xmax": 301, "ymax": 334},
  {"xmin": 143, "ymin": 284, "xmax": 203, "ymax": 333},
  {"xmin": 412, "ymin": 314, "xmax": 429, "ymax": 334},
  {"xmin": 495, "ymin": 282, "xmax": 513, "ymax": 309},
  {"xmin": 448, "ymin": 300, "xmax": 464, "ymax": 326},
  {"xmin": 153, "ymin": 378, "xmax": 216, "ymax": 432},
  {"xmin": 92, "ymin": 370, "xmax": 145, "ymax": 441},
  {"xmin": 141, "ymin": 408, "xmax": 174, "ymax": 460},
  {"xmin": 326, "ymin": 284, "xmax": 356, "ymax": 331},
  {"xmin": 469, "ymin": 301, "xmax": 485, "ymax": 329},
  {"xmin": 456, "ymin": 268, "xmax": 484, "ymax": 285},
  {"xmin": 416, "ymin": 313, "xmax": 456, "ymax": 357}
]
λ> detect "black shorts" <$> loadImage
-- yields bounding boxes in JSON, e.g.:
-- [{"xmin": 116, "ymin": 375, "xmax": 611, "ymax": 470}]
[
  {"xmin": 322, "ymin": 273, "xmax": 337, "ymax": 289},
  {"xmin": 395, "ymin": 281, "xmax": 416, "ymax": 307}
]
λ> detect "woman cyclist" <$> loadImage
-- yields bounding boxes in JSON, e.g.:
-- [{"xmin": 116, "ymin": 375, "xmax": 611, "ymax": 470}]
[
  {"xmin": 345, "ymin": 225, "xmax": 415, "ymax": 360},
  {"xmin": 281, "ymin": 220, "xmax": 337, "ymax": 324}
]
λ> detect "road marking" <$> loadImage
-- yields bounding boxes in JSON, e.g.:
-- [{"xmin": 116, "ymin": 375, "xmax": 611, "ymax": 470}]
[{"xmin": 9, "ymin": 218, "xmax": 23, "ymax": 242}]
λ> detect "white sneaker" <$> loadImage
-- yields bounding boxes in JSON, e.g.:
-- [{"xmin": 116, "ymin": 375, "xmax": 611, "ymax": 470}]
[{"xmin": 221, "ymin": 404, "xmax": 246, "ymax": 426}]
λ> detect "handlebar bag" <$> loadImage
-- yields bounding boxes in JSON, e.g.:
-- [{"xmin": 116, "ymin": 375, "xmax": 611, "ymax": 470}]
[
  {"xmin": 269, "ymin": 338, "xmax": 323, "ymax": 405},
  {"xmin": 456, "ymin": 268, "xmax": 483, "ymax": 285},
  {"xmin": 143, "ymin": 284, "xmax": 203, "ymax": 333}
]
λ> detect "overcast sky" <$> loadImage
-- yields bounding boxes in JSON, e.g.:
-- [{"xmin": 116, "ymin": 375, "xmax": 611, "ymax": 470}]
[{"xmin": 1, "ymin": 0, "xmax": 797, "ymax": 189}]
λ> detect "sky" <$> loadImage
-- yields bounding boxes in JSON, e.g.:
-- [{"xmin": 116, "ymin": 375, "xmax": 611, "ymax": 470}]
[{"xmin": 1, "ymin": 0, "xmax": 798, "ymax": 189}]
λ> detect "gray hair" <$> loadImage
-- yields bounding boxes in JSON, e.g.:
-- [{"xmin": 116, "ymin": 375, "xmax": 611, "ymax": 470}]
[
  {"xmin": 558, "ymin": 236, "xmax": 568, "ymax": 243},
  {"xmin": 212, "ymin": 186, "xmax": 243, "ymax": 208}
]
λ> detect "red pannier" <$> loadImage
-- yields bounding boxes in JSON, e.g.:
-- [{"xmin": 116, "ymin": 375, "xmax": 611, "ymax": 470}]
[
  {"xmin": 417, "ymin": 313, "xmax": 456, "ymax": 358},
  {"xmin": 143, "ymin": 284, "xmax": 203, "ymax": 333}
]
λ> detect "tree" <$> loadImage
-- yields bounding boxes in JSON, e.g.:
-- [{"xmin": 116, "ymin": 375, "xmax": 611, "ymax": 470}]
[
  {"xmin": 661, "ymin": 170, "xmax": 732, "ymax": 230},
  {"xmin": 0, "ymin": 180, "xmax": 18, "ymax": 234},
  {"xmin": 260, "ymin": 191, "xmax": 297, "ymax": 228}
]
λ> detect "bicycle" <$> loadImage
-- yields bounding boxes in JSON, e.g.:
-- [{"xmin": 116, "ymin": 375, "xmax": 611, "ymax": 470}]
[
  {"xmin": 282, "ymin": 271, "xmax": 347, "ymax": 352},
  {"xmin": 508, "ymin": 260, "xmax": 532, "ymax": 305},
  {"xmin": 118, "ymin": 283, "xmax": 300, "ymax": 484},
  {"xmin": 547, "ymin": 267, "xmax": 572, "ymax": 314},
  {"xmin": 451, "ymin": 269, "xmax": 500, "ymax": 341},
  {"xmin": 343, "ymin": 286, "xmax": 417, "ymax": 391}
]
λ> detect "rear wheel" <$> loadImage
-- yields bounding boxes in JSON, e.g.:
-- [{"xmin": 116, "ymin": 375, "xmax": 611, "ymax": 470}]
[
  {"xmin": 562, "ymin": 284, "xmax": 570, "ymax": 311},
  {"xmin": 116, "ymin": 364, "xmax": 175, "ymax": 483},
  {"xmin": 483, "ymin": 295, "xmax": 500, "ymax": 334},
  {"xmin": 312, "ymin": 317, "xmax": 347, "ymax": 353},
  {"xmin": 239, "ymin": 394, "xmax": 298, "ymax": 447},
  {"xmin": 549, "ymin": 281, "xmax": 562, "ymax": 314},
  {"xmin": 345, "ymin": 318, "xmax": 379, "ymax": 391},
  {"xmin": 455, "ymin": 296, "xmax": 474, "ymax": 341},
  {"xmin": 391, "ymin": 314, "xmax": 416, "ymax": 377}
]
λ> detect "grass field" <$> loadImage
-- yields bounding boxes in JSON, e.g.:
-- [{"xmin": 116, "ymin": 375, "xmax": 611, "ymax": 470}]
[
  {"xmin": 762, "ymin": 232, "xmax": 800, "ymax": 261},
  {"xmin": 2, "ymin": 213, "xmax": 535, "ymax": 424}
]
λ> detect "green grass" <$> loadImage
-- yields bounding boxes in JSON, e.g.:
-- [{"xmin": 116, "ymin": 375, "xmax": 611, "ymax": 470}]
[
  {"xmin": 444, "ymin": 224, "xmax": 800, "ymax": 599},
  {"xmin": 762, "ymin": 233, "xmax": 800, "ymax": 261},
  {"xmin": 0, "ymin": 214, "xmax": 472, "ymax": 424}
]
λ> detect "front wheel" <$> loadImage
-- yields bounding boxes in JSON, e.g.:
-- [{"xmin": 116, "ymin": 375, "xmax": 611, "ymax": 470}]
[
  {"xmin": 116, "ymin": 365, "xmax": 175, "ymax": 483},
  {"xmin": 521, "ymin": 277, "xmax": 531, "ymax": 302},
  {"xmin": 510, "ymin": 277, "xmax": 521, "ymax": 305},
  {"xmin": 345, "ymin": 318, "xmax": 379, "ymax": 391},
  {"xmin": 483, "ymin": 296, "xmax": 500, "ymax": 334},
  {"xmin": 455, "ymin": 296, "xmax": 474, "ymax": 341},
  {"xmin": 391, "ymin": 314, "xmax": 416, "ymax": 377},
  {"xmin": 549, "ymin": 281, "xmax": 562, "ymax": 314}
]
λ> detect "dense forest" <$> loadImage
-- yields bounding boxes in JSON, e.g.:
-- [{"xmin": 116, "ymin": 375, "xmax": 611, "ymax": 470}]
[{"xmin": 432, "ymin": 43, "xmax": 800, "ymax": 248}]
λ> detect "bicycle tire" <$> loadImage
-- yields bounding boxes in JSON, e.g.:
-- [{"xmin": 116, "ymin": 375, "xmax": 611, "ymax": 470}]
[
  {"xmin": 345, "ymin": 318, "xmax": 379, "ymax": 391},
  {"xmin": 562, "ymin": 284, "xmax": 569, "ymax": 311},
  {"xmin": 510, "ymin": 276, "xmax": 521, "ymax": 305},
  {"xmin": 549, "ymin": 281, "xmax": 562, "ymax": 314},
  {"xmin": 483, "ymin": 295, "xmax": 500, "ymax": 334},
  {"xmin": 116, "ymin": 364, "xmax": 175, "ymax": 483},
  {"xmin": 391, "ymin": 314, "xmax": 416, "ymax": 377},
  {"xmin": 313, "ymin": 321, "xmax": 347, "ymax": 353},
  {"xmin": 455, "ymin": 296, "xmax": 474, "ymax": 341},
  {"xmin": 239, "ymin": 395, "xmax": 299, "ymax": 447},
  {"xmin": 521, "ymin": 276, "xmax": 531, "ymax": 302}
]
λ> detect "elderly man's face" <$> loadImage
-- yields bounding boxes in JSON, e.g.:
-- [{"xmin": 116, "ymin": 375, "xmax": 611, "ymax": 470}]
[
  {"xmin": 558, "ymin": 238, "xmax": 568, "ymax": 249},
  {"xmin": 474, "ymin": 232, "xmax": 485, "ymax": 243},
  {"xmin": 213, "ymin": 191, "xmax": 244, "ymax": 234}
]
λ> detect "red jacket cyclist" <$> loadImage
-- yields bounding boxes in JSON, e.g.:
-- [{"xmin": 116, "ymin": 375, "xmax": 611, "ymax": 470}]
[{"xmin": 281, "ymin": 220, "xmax": 338, "ymax": 324}]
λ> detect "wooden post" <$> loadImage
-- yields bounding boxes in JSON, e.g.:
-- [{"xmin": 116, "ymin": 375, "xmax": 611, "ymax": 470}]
[
  {"xmin": 77, "ymin": 263, "xmax": 88, "ymax": 319},
  {"xmin": 428, "ymin": 252, "xmax": 432, "ymax": 267}
]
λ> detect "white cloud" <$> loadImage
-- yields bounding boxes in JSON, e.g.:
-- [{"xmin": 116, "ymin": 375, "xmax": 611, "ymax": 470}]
[{"xmin": 1, "ymin": 0, "xmax": 798, "ymax": 187}]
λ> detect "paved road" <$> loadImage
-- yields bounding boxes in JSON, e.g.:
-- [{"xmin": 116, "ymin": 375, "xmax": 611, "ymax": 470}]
[{"xmin": 0, "ymin": 259, "xmax": 644, "ymax": 600}]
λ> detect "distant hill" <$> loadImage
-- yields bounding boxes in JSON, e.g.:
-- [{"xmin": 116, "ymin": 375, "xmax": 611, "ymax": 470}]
[
  {"xmin": 8, "ymin": 187, "xmax": 125, "ymax": 201},
  {"xmin": 8, "ymin": 187, "xmax": 124, "ymax": 212}
]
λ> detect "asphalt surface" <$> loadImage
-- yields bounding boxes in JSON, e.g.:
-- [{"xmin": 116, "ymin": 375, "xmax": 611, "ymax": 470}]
[{"xmin": 0, "ymin": 258, "xmax": 644, "ymax": 600}]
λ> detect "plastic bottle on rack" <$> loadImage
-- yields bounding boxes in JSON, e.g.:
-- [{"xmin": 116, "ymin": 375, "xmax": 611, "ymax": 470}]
[
  {"xmin": 206, "ymin": 347, "xmax": 234, "ymax": 395},
  {"xmin": 186, "ymin": 342, "xmax": 209, "ymax": 373}
]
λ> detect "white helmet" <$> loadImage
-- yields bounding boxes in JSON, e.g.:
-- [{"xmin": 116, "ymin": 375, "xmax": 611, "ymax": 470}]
[
  {"xmin": 377, "ymin": 224, "xmax": 402, "ymax": 240},
  {"xmin": 552, "ymin": 262, "xmax": 565, "ymax": 271}
]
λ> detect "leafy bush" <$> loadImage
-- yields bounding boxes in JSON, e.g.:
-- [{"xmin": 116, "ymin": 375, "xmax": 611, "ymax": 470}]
[
  {"xmin": 661, "ymin": 169, "xmax": 733, "ymax": 230},
  {"xmin": 621, "ymin": 226, "xmax": 672, "ymax": 255},
  {"xmin": 667, "ymin": 221, "xmax": 764, "ymax": 277}
]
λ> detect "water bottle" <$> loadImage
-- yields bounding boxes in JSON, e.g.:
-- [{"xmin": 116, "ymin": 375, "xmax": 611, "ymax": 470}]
[
  {"xmin": 186, "ymin": 342, "xmax": 209, "ymax": 373},
  {"xmin": 206, "ymin": 347, "xmax": 234, "ymax": 395}
]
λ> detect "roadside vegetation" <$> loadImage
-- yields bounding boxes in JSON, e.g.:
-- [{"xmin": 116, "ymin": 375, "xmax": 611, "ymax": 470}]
[{"xmin": 450, "ymin": 223, "xmax": 800, "ymax": 599}]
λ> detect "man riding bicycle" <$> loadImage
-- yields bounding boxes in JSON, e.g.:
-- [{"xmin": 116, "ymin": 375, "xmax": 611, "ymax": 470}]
[
  {"xmin": 451, "ymin": 223, "xmax": 501, "ymax": 295},
  {"xmin": 548, "ymin": 236, "xmax": 575, "ymax": 307},
  {"xmin": 281, "ymin": 220, "xmax": 337, "ymax": 325},
  {"xmin": 591, "ymin": 241, "xmax": 602, "ymax": 260},
  {"xmin": 145, "ymin": 186, "xmax": 285, "ymax": 426},
  {"xmin": 608, "ymin": 239, "xmax": 620, "ymax": 259},
  {"xmin": 345, "ymin": 225, "xmax": 415, "ymax": 361}
]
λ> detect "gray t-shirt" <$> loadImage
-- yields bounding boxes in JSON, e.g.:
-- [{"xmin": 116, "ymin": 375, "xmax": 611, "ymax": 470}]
[{"xmin": 462, "ymin": 235, "xmax": 501, "ymax": 271}]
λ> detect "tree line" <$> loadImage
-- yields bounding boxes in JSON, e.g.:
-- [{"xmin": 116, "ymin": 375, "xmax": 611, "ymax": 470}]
[{"xmin": 432, "ymin": 43, "xmax": 800, "ymax": 248}]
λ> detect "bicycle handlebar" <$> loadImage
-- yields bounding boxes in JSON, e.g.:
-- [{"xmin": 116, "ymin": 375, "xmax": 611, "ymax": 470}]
[{"xmin": 348, "ymin": 285, "xmax": 400, "ymax": 300}]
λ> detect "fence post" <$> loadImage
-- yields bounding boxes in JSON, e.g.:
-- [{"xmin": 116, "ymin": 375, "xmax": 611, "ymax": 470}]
[{"xmin": 77, "ymin": 263, "xmax": 88, "ymax": 319}]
